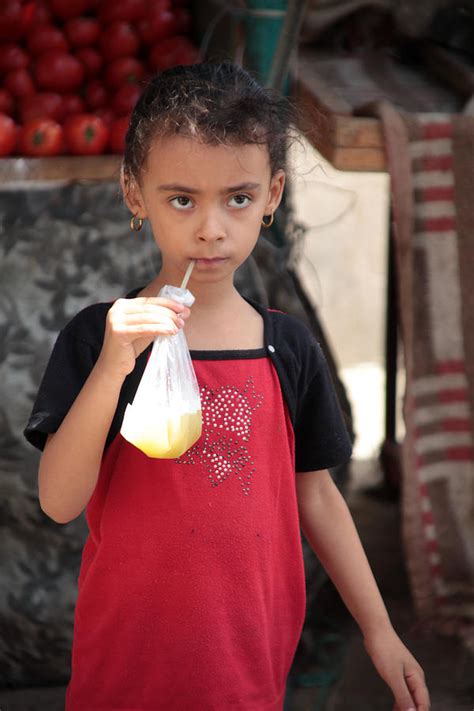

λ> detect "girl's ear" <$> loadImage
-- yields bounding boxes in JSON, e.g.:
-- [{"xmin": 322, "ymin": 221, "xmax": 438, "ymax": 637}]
[
  {"xmin": 120, "ymin": 171, "xmax": 147, "ymax": 218},
  {"xmin": 265, "ymin": 169, "xmax": 286, "ymax": 215}
]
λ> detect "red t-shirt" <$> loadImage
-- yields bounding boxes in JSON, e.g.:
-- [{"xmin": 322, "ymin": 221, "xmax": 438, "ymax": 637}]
[{"xmin": 65, "ymin": 353, "xmax": 306, "ymax": 711}]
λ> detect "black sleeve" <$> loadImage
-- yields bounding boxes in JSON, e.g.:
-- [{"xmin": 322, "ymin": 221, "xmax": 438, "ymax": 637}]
[
  {"xmin": 294, "ymin": 341, "xmax": 352, "ymax": 472},
  {"xmin": 23, "ymin": 329, "xmax": 98, "ymax": 452}
]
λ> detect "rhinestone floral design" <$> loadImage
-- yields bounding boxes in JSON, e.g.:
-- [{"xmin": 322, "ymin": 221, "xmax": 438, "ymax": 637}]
[{"xmin": 177, "ymin": 376, "xmax": 264, "ymax": 495}]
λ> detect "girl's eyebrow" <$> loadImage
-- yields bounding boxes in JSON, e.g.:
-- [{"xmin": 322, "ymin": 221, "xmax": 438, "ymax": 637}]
[{"xmin": 157, "ymin": 182, "xmax": 261, "ymax": 194}]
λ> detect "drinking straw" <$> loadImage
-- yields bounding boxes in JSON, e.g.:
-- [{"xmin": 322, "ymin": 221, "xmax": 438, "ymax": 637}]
[{"xmin": 180, "ymin": 260, "xmax": 196, "ymax": 289}]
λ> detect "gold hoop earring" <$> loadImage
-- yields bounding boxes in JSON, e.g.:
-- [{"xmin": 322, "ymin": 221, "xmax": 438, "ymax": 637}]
[
  {"xmin": 130, "ymin": 214, "xmax": 143, "ymax": 231},
  {"xmin": 261, "ymin": 213, "xmax": 274, "ymax": 228}
]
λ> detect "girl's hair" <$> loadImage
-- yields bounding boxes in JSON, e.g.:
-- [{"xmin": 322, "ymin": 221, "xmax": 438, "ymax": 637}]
[{"xmin": 123, "ymin": 62, "xmax": 295, "ymax": 184}]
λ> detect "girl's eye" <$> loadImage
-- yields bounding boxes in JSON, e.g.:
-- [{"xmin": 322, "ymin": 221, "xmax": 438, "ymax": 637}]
[
  {"xmin": 170, "ymin": 196, "xmax": 193, "ymax": 210},
  {"xmin": 228, "ymin": 194, "xmax": 251, "ymax": 208}
]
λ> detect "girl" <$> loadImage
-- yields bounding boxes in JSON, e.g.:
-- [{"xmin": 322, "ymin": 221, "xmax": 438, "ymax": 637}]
[{"xmin": 24, "ymin": 63, "xmax": 430, "ymax": 711}]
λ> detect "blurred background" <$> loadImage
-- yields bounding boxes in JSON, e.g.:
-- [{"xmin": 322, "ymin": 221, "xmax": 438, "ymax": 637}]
[{"xmin": 1, "ymin": 1, "xmax": 473, "ymax": 709}]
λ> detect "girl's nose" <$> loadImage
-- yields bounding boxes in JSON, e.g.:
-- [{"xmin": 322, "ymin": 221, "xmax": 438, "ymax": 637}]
[{"xmin": 196, "ymin": 211, "xmax": 226, "ymax": 242}]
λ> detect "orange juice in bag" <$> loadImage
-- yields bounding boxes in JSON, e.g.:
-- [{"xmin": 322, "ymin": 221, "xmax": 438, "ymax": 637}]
[{"xmin": 120, "ymin": 282, "xmax": 202, "ymax": 458}]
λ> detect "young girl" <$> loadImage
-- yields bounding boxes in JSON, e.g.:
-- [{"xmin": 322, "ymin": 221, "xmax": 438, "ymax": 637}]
[{"xmin": 24, "ymin": 63, "xmax": 429, "ymax": 711}]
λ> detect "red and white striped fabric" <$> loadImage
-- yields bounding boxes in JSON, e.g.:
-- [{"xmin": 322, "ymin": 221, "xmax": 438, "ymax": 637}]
[{"xmin": 380, "ymin": 107, "xmax": 474, "ymax": 649}]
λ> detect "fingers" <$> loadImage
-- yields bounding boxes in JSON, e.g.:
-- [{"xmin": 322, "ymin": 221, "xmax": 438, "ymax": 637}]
[
  {"xmin": 391, "ymin": 665, "xmax": 430, "ymax": 711},
  {"xmin": 391, "ymin": 677, "xmax": 417, "ymax": 711},
  {"xmin": 405, "ymin": 666, "xmax": 430, "ymax": 711},
  {"xmin": 108, "ymin": 298, "xmax": 190, "ymax": 336},
  {"xmin": 121, "ymin": 297, "xmax": 191, "ymax": 318}
]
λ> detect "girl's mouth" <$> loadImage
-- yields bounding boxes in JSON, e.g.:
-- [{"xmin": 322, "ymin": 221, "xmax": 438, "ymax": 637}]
[{"xmin": 195, "ymin": 257, "xmax": 228, "ymax": 267}]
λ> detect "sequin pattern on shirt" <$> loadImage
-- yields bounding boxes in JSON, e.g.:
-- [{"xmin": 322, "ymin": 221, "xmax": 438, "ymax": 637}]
[{"xmin": 177, "ymin": 375, "xmax": 264, "ymax": 495}]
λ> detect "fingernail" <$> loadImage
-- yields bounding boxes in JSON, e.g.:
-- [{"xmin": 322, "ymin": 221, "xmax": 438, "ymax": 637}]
[{"xmin": 177, "ymin": 318, "xmax": 185, "ymax": 328}]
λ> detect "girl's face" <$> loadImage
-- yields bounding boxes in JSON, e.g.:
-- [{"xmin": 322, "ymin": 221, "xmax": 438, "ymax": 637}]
[{"xmin": 123, "ymin": 134, "xmax": 285, "ymax": 287}]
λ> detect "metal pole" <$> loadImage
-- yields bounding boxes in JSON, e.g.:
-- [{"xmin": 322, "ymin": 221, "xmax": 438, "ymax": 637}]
[{"xmin": 266, "ymin": 0, "xmax": 309, "ymax": 90}]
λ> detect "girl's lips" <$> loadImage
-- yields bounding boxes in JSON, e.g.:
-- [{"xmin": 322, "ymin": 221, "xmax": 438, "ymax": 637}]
[{"xmin": 195, "ymin": 257, "xmax": 228, "ymax": 267}]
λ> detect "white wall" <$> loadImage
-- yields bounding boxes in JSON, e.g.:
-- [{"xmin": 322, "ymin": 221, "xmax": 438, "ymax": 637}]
[{"xmin": 290, "ymin": 138, "xmax": 391, "ymax": 459}]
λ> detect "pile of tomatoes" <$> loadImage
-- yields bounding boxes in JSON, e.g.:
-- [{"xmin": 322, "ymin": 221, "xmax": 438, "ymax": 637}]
[{"xmin": 0, "ymin": 0, "xmax": 198, "ymax": 157}]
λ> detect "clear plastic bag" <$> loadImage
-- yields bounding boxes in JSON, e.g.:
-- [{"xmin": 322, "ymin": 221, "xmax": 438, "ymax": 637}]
[{"xmin": 120, "ymin": 285, "xmax": 202, "ymax": 458}]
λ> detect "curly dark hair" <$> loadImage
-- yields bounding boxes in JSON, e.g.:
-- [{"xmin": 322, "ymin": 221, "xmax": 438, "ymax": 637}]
[{"xmin": 122, "ymin": 62, "xmax": 295, "ymax": 184}]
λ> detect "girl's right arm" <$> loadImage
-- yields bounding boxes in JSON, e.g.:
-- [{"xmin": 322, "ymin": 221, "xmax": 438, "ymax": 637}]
[{"xmin": 38, "ymin": 296, "xmax": 189, "ymax": 524}]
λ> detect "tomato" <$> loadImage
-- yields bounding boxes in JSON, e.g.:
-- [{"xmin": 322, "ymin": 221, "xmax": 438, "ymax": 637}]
[
  {"xmin": 85, "ymin": 80, "xmax": 108, "ymax": 109},
  {"xmin": 31, "ymin": 1, "xmax": 52, "ymax": 24},
  {"xmin": 63, "ymin": 114, "xmax": 109, "ymax": 155},
  {"xmin": 0, "ymin": 44, "xmax": 29, "ymax": 73},
  {"xmin": 19, "ymin": 118, "xmax": 64, "ymax": 156},
  {"xmin": 0, "ymin": 89, "xmax": 14, "ymax": 115},
  {"xmin": 65, "ymin": 17, "xmax": 100, "ymax": 47},
  {"xmin": 20, "ymin": 92, "xmax": 64, "ymax": 122},
  {"xmin": 75, "ymin": 47, "xmax": 103, "ymax": 78},
  {"xmin": 95, "ymin": 107, "xmax": 115, "ymax": 125},
  {"xmin": 0, "ymin": 1, "xmax": 26, "ymax": 42},
  {"xmin": 4, "ymin": 68, "xmax": 35, "ymax": 99},
  {"xmin": 105, "ymin": 57, "xmax": 144, "ymax": 88},
  {"xmin": 62, "ymin": 94, "xmax": 86, "ymax": 117},
  {"xmin": 21, "ymin": 1, "xmax": 36, "ymax": 32},
  {"xmin": 0, "ymin": 113, "xmax": 18, "ymax": 155},
  {"xmin": 35, "ymin": 51, "xmax": 84, "ymax": 93},
  {"xmin": 108, "ymin": 115, "xmax": 129, "ymax": 154},
  {"xmin": 27, "ymin": 24, "xmax": 68, "ymax": 55},
  {"xmin": 99, "ymin": 22, "xmax": 139, "ymax": 61},
  {"xmin": 48, "ymin": 0, "xmax": 93, "ymax": 20},
  {"xmin": 173, "ymin": 8, "xmax": 192, "ymax": 35},
  {"xmin": 138, "ymin": 7, "xmax": 175, "ymax": 45},
  {"xmin": 99, "ymin": 0, "xmax": 146, "ymax": 24},
  {"xmin": 148, "ymin": 37, "xmax": 199, "ymax": 72},
  {"xmin": 112, "ymin": 83, "xmax": 141, "ymax": 116}
]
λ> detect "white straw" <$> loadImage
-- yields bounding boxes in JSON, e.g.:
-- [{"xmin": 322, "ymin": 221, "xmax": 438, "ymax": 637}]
[{"xmin": 180, "ymin": 260, "xmax": 196, "ymax": 289}]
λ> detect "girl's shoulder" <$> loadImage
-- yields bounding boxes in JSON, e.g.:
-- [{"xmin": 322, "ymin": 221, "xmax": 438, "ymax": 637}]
[{"xmin": 249, "ymin": 299, "xmax": 323, "ymax": 365}]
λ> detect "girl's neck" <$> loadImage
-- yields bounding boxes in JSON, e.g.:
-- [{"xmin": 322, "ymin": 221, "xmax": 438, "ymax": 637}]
[{"xmin": 145, "ymin": 270, "xmax": 242, "ymax": 316}]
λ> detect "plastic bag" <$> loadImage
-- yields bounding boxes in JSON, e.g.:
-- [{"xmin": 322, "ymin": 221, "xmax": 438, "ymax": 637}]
[{"xmin": 120, "ymin": 284, "xmax": 202, "ymax": 458}]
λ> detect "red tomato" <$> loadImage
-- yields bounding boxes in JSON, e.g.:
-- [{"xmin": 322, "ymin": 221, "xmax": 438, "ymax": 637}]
[
  {"xmin": 27, "ymin": 24, "xmax": 68, "ymax": 55},
  {"xmin": 99, "ymin": 0, "xmax": 146, "ymax": 24},
  {"xmin": 63, "ymin": 114, "xmax": 109, "ymax": 155},
  {"xmin": 48, "ymin": 0, "xmax": 93, "ymax": 20},
  {"xmin": 0, "ymin": 113, "xmax": 18, "ymax": 155},
  {"xmin": 62, "ymin": 94, "xmax": 86, "ymax": 117},
  {"xmin": 65, "ymin": 17, "xmax": 100, "ymax": 47},
  {"xmin": 20, "ymin": 92, "xmax": 64, "ymax": 122},
  {"xmin": 0, "ymin": 1, "xmax": 26, "ymax": 42},
  {"xmin": 0, "ymin": 44, "xmax": 29, "ymax": 73},
  {"xmin": 148, "ymin": 37, "xmax": 198, "ymax": 72},
  {"xmin": 99, "ymin": 22, "xmax": 139, "ymax": 61},
  {"xmin": 173, "ymin": 8, "xmax": 192, "ymax": 35},
  {"xmin": 19, "ymin": 118, "xmax": 64, "ymax": 156},
  {"xmin": 138, "ymin": 7, "xmax": 175, "ymax": 45},
  {"xmin": 35, "ymin": 51, "xmax": 84, "ymax": 93},
  {"xmin": 105, "ymin": 57, "xmax": 144, "ymax": 88},
  {"xmin": 75, "ymin": 47, "xmax": 103, "ymax": 78},
  {"xmin": 112, "ymin": 83, "xmax": 141, "ymax": 116},
  {"xmin": 95, "ymin": 107, "xmax": 115, "ymax": 126},
  {"xmin": 0, "ymin": 89, "xmax": 14, "ymax": 115},
  {"xmin": 4, "ymin": 68, "xmax": 35, "ymax": 99},
  {"xmin": 20, "ymin": 1, "xmax": 35, "ymax": 32},
  {"xmin": 31, "ymin": 1, "xmax": 52, "ymax": 24},
  {"xmin": 108, "ymin": 115, "xmax": 129, "ymax": 154},
  {"xmin": 85, "ymin": 80, "xmax": 108, "ymax": 109}
]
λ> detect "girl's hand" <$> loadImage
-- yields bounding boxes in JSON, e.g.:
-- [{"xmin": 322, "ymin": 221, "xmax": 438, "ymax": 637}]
[
  {"xmin": 97, "ymin": 297, "xmax": 191, "ymax": 379},
  {"xmin": 364, "ymin": 626, "xmax": 430, "ymax": 711}
]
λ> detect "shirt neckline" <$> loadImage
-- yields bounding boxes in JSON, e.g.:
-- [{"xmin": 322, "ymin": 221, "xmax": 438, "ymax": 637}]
[{"xmin": 190, "ymin": 348, "xmax": 267, "ymax": 361}]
